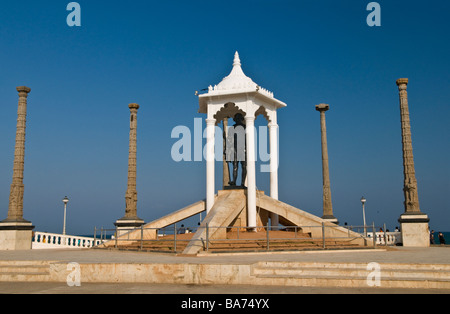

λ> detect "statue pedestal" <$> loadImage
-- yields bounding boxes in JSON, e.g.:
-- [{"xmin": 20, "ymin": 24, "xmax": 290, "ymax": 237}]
[
  {"xmin": 398, "ymin": 213, "xmax": 430, "ymax": 247},
  {"xmin": 114, "ymin": 218, "xmax": 145, "ymax": 237},
  {"xmin": 224, "ymin": 185, "xmax": 247, "ymax": 190},
  {"xmin": 0, "ymin": 221, "xmax": 34, "ymax": 250}
]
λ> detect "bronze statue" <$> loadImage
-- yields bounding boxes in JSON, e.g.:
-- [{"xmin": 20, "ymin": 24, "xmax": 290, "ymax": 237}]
[{"xmin": 226, "ymin": 113, "xmax": 247, "ymax": 187}]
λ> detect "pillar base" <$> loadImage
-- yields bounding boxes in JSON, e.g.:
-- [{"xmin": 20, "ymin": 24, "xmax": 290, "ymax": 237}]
[
  {"xmin": 398, "ymin": 212, "xmax": 430, "ymax": 247},
  {"xmin": 322, "ymin": 215, "xmax": 339, "ymax": 225},
  {"xmin": 114, "ymin": 217, "xmax": 145, "ymax": 237},
  {"xmin": 0, "ymin": 221, "xmax": 34, "ymax": 250},
  {"xmin": 270, "ymin": 213, "xmax": 279, "ymax": 227}
]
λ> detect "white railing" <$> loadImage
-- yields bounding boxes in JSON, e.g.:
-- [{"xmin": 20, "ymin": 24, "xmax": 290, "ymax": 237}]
[
  {"xmin": 367, "ymin": 232, "xmax": 402, "ymax": 246},
  {"xmin": 32, "ymin": 232, "xmax": 103, "ymax": 250}
]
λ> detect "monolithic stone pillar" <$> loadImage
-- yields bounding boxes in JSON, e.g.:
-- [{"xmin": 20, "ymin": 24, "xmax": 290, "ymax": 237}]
[
  {"xmin": 396, "ymin": 79, "xmax": 429, "ymax": 247},
  {"xmin": 115, "ymin": 103, "xmax": 144, "ymax": 233},
  {"xmin": 0, "ymin": 86, "xmax": 34, "ymax": 250},
  {"xmin": 315, "ymin": 104, "xmax": 338, "ymax": 224}
]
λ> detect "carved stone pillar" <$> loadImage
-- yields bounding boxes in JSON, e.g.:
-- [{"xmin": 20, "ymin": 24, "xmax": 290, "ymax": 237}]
[
  {"xmin": 396, "ymin": 79, "xmax": 429, "ymax": 247},
  {"xmin": 316, "ymin": 104, "xmax": 338, "ymax": 224},
  {"xmin": 0, "ymin": 87, "xmax": 34, "ymax": 250},
  {"xmin": 115, "ymin": 103, "xmax": 144, "ymax": 234}
]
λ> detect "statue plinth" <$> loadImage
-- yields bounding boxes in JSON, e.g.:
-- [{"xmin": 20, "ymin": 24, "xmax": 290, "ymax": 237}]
[
  {"xmin": 398, "ymin": 212, "xmax": 430, "ymax": 247},
  {"xmin": 114, "ymin": 218, "xmax": 145, "ymax": 237},
  {"xmin": 0, "ymin": 221, "xmax": 34, "ymax": 250},
  {"xmin": 223, "ymin": 185, "xmax": 247, "ymax": 190}
]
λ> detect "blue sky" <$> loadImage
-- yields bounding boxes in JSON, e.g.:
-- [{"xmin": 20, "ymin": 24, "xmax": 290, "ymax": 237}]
[{"xmin": 0, "ymin": 0, "xmax": 448, "ymax": 234}]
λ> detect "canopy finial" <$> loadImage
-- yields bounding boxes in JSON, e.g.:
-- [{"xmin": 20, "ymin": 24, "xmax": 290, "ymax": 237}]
[{"xmin": 233, "ymin": 51, "xmax": 241, "ymax": 67}]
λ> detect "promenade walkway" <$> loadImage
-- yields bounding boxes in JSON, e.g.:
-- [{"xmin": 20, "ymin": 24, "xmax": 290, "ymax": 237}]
[
  {"xmin": 0, "ymin": 246, "xmax": 449, "ymax": 294},
  {"xmin": 0, "ymin": 246, "xmax": 448, "ymax": 265}
]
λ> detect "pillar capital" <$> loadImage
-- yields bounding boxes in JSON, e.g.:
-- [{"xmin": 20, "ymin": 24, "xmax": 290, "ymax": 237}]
[
  {"xmin": 16, "ymin": 86, "xmax": 31, "ymax": 94},
  {"xmin": 396, "ymin": 78, "xmax": 409, "ymax": 91},
  {"xmin": 244, "ymin": 115, "xmax": 255, "ymax": 122},
  {"xmin": 396, "ymin": 78, "xmax": 409, "ymax": 86},
  {"xmin": 315, "ymin": 103, "xmax": 330, "ymax": 112},
  {"xmin": 128, "ymin": 103, "xmax": 140, "ymax": 110}
]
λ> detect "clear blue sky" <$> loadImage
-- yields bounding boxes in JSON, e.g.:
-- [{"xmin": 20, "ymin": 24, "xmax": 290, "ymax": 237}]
[{"xmin": 0, "ymin": 0, "xmax": 448, "ymax": 234}]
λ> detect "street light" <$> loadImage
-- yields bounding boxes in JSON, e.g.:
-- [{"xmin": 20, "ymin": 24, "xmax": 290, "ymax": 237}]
[
  {"xmin": 361, "ymin": 196, "xmax": 367, "ymax": 236},
  {"xmin": 62, "ymin": 196, "xmax": 69, "ymax": 235}
]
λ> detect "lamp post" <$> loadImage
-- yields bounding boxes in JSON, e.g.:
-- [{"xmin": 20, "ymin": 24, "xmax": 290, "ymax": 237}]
[
  {"xmin": 62, "ymin": 196, "xmax": 69, "ymax": 235},
  {"xmin": 361, "ymin": 196, "xmax": 367, "ymax": 236}
]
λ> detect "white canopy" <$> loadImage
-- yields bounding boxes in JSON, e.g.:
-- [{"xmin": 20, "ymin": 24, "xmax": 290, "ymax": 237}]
[{"xmin": 198, "ymin": 52, "xmax": 287, "ymax": 117}]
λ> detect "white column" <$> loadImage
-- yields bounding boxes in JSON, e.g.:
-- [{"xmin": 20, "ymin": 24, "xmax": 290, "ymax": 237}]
[
  {"xmin": 245, "ymin": 116, "xmax": 257, "ymax": 230},
  {"xmin": 269, "ymin": 122, "xmax": 279, "ymax": 227},
  {"xmin": 205, "ymin": 119, "xmax": 216, "ymax": 213}
]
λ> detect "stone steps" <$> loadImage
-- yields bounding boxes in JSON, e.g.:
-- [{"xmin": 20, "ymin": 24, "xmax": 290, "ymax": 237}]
[
  {"xmin": 0, "ymin": 261, "xmax": 52, "ymax": 282},
  {"xmin": 206, "ymin": 238, "xmax": 359, "ymax": 252},
  {"xmin": 0, "ymin": 259, "xmax": 449, "ymax": 289},
  {"xmin": 251, "ymin": 261, "xmax": 450, "ymax": 289},
  {"xmin": 114, "ymin": 238, "xmax": 360, "ymax": 253},
  {"xmin": 116, "ymin": 240, "xmax": 191, "ymax": 252},
  {"xmin": 111, "ymin": 231, "xmax": 362, "ymax": 254}
]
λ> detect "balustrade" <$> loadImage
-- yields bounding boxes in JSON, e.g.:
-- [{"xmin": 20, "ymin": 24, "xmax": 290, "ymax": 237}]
[{"xmin": 32, "ymin": 232, "xmax": 103, "ymax": 249}]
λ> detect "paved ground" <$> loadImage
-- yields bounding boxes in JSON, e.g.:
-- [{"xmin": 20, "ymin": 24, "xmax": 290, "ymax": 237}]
[
  {"xmin": 0, "ymin": 246, "xmax": 449, "ymax": 295},
  {"xmin": 1, "ymin": 282, "xmax": 449, "ymax": 294},
  {"xmin": 0, "ymin": 246, "xmax": 449, "ymax": 265}
]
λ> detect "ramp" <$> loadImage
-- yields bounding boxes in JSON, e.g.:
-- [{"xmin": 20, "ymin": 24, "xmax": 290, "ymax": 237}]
[
  {"xmin": 182, "ymin": 190, "xmax": 246, "ymax": 255},
  {"xmin": 257, "ymin": 195, "xmax": 365, "ymax": 244},
  {"xmin": 143, "ymin": 200, "xmax": 206, "ymax": 232},
  {"xmin": 102, "ymin": 199, "xmax": 207, "ymax": 247}
]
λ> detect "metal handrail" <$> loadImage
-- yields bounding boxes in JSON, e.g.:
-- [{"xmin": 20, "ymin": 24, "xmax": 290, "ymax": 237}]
[
  {"xmin": 197, "ymin": 223, "xmax": 372, "ymax": 251},
  {"xmin": 93, "ymin": 222, "xmax": 396, "ymax": 253}
]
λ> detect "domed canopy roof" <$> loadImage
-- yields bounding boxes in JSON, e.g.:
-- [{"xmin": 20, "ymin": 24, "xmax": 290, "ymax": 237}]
[
  {"xmin": 198, "ymin": 52, "xmax": 286, "ymax": 114},
  {"xmin": 215, "ymin": 52, "xmax": 257, "ymax": 91}
]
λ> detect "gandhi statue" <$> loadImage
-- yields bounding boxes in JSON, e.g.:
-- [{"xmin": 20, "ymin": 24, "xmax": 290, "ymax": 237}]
[{"xmin": 226, "ymin": 113, "xmax": 247, "ymax": 187}]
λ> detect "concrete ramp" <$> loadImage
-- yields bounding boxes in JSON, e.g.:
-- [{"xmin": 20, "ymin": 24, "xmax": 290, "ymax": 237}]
[
  {"xmin": 144, "ymin": 200, "xmax": 206, "ymax": 231},
  {"xmin": 258, "ymin": 195, "xmax": 365, "ymax": 244},
  {"xmin": 183, "ymin": 190, "xmax": 246, "ymax": 255},
  {"xmin": 102, "ymin": 199, "xmax": 207, "ymax": 247}
]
